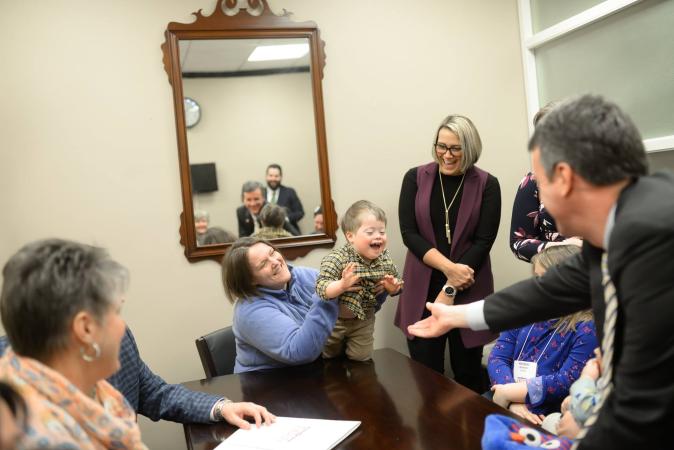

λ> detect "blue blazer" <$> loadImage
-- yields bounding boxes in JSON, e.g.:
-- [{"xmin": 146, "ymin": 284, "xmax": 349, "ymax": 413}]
[{"xmin": 0, "ymin": 328, "xmax": 220, "ymax": 424}]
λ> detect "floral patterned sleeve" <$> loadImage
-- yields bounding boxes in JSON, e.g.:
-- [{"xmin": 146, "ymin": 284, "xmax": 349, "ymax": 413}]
[
  {"xmin": 526, "ymin": 321, "xmax": 598, "ymax": 409},
  {"xmin": 487, "ymin": 328, "xmax": 521, "ymax": 386},
  {"xmin": 509, "ymin": 172, "xmax": 562, "ymax": 262}
]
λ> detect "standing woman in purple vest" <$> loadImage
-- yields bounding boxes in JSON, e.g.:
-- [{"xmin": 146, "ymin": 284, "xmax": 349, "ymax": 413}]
[{"xmin": 395, "ymin": 115, "xmax": 501, "ymax": 393}]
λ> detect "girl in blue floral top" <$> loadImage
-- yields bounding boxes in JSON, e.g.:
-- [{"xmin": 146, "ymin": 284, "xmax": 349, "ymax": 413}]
[{"xmin": 487, "ymin": 245, "xmax": 597, "ymax": 424}]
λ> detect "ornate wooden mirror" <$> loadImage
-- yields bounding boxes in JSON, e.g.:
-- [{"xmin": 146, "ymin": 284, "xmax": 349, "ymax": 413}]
[{"xmin": 161, "ymin": 0, "xmax": 336, "ymax": 262}]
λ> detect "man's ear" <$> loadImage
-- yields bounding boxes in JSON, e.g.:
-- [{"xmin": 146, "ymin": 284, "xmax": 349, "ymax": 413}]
[{"xmin": 554, "ymin": 162, "xmax": 575, "ymax": 197}]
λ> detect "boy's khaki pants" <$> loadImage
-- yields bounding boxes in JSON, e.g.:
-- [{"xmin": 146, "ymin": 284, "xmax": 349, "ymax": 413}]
[{"xmin": 322, "ymin": 315, "xmax": 375, "ymax": 361}]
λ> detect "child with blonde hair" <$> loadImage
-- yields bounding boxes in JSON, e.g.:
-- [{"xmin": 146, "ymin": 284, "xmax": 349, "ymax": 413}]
[
  {"xmin": 316, "ymin": 200, "xmax": 402, "ymax": 361},
  {"xmin": 487, "ymin": 245, "xmax": 597, "ymax": 424}
]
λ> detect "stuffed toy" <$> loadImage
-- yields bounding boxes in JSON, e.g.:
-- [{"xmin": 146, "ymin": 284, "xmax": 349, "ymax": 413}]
[{"xmin": 482, "ymin": 414, "xmax": 574, "ymax": 450}]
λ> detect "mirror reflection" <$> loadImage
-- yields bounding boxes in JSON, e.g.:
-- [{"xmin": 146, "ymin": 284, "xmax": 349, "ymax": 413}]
[{"xmin": 179, "ymin": 38, "xmax": 321, "ymax": 246}]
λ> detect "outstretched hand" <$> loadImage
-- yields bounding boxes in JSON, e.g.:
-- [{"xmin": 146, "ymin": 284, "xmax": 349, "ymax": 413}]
[{"xmin": 407, "ymin": 302, "xmax": 468, "ymax": 338}]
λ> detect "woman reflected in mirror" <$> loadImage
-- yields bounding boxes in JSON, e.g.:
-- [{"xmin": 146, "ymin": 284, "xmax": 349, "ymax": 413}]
[{"xmin": 195, "ymin": 210, "xmax": 210, "ymax": 245}]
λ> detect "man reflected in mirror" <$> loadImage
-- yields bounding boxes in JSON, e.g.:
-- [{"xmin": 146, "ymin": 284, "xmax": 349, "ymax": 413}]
[
  {"xmin": 237, "ymin": 180, "xmax": 299, "ymax": 237},
  {"xmin": 265, "ymin": 164, "xmax": 304, "ymax": 234}
]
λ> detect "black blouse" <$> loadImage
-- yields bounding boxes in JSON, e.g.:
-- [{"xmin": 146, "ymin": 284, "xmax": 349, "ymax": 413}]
[{"xmin": 398, "ymin": 166, "xmax": 501, "ymax": 290}]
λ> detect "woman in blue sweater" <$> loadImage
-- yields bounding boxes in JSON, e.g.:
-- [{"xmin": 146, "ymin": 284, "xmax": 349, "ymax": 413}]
[
  {"xmin": 222, "ymin": 237, "xmax": 340, "ymax": 373},
  {"xmin": 487, "ymin": 244, "xmax": 596, "ymax": 424}
]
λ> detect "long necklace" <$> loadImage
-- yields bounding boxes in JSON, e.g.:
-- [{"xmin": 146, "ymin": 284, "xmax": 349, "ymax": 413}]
[{"xmin": 438, "ymin": 170, "xmax": 465, "ymax": 245}]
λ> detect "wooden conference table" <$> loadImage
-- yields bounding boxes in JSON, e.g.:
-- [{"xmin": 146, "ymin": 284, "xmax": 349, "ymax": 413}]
[{"xmin": 181, "ymin": 348, "xmax": 520, "ymax": 450}]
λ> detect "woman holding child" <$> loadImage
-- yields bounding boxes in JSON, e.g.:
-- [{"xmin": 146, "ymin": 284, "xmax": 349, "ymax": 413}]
[
  {"xmin": 396, "ymin": 114, "xmax": 501, "ymax": 392},
  {"xmin": 222, "ymin": 237, "xmax": 339, "ymax": 373}
]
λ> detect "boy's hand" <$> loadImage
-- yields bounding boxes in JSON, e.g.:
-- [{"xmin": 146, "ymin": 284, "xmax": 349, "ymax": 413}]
[
  {"xmin": 324, "ymin": 263, "xmax": 361, "ymax": 299},
  {"xmin": 557, "ymin": 410, "xmax": 581, "ymax": 439},
  {"xmin": 379, "ymin": 274, "xmax": 403, "ymax": 295},
  {"xmin": 340, "ymin": 262, "xmax": 361, "ymax": 292},
  {"xmin": 581, "ymin": 358, "xmax": 600, "ymax": 380},
  {"xmin": 560, "ymin": 395, "xmax": 571, "ymax": 413}
]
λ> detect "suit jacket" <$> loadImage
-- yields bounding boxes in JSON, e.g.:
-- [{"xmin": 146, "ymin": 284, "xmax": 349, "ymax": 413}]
[
  {"xmin": 237, "ymin": 203, "xmax": 300, "ymax": 237},
  {"xmin": 0, "ymin": 329, "xmax": 220, "ymax": 424},
  {"xmin": 275, "ymin": 185, "xmax": 304, "ymax": 232},
  {"xmin": 483, "ymin": 172, "xmax": 674, "ymax": 449}
]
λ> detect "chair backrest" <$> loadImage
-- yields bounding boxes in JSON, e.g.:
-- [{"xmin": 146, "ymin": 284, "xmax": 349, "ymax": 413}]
[{"xmin": 195, "ymin": 326, "xmax": 236, "ymax": 378}]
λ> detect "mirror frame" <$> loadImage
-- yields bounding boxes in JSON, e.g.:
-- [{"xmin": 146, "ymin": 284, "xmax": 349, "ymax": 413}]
[{"xmin": 161, "ymin": 0, "xmax": 337, "ymax": 263}]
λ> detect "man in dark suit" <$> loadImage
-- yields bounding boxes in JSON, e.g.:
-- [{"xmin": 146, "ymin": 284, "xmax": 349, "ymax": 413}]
[
  {"xmin": 409, "ymin": 95, "xmax": 674, "ymax": 449},
  {"xmin": 0, "ymin": 328, "xmax": 272, "ymax": 427},
  {"xmin": 237, "ymin": 180, "xmax": 299, "ymax": 237},
  {"xmin": 265, "ymin": 164, "xmax": 304, "ymax": 233}
]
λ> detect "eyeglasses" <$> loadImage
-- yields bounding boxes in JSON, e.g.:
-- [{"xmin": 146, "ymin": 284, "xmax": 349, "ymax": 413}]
[{"xmin": 434, "ymin": 143, "xmax": 463, "ymax": 156}]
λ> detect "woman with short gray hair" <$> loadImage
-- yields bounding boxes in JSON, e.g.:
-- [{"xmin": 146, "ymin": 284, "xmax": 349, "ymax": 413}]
[
  {"xmin": 396, "ymin": 114, "xmax": 501, "ymax": 393},
  {"xmin": 0, "ymin": 239, "xmax": 147, "ymax": 449}
]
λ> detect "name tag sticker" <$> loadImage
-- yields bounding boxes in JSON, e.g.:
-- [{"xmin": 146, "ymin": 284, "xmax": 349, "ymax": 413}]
[{"xmin": 513, "ymin": 360, "xmax": 537, "ymax": 382}]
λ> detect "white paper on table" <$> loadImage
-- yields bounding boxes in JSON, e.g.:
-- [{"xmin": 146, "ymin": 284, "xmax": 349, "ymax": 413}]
[{"xmin": 214, "ymin": 416, "xmax": 361, "ymax": 450}]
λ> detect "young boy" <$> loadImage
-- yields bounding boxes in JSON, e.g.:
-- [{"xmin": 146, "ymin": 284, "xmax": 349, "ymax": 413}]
[
  {"xmin": 555, "ymin": 348, "xmax": 602, "ymax": 438},
  {"xmin": 316, "ymin": 200, "xmax": 402, "ymax": 361}
]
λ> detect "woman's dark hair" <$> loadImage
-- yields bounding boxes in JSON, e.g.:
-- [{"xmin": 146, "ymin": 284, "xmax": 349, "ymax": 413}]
[
  {"xmin": 221, "ymin": 237, "xmax": 278, "ymax": 303},
  {"xmin": 0, "ymin": 239, "xmax": 128, "ymax": 360}
]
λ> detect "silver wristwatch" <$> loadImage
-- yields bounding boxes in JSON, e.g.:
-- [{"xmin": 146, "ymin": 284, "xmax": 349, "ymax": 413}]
[{"xmin": 442, "ymin": 284, "xmax": 457, "ymax": 297}]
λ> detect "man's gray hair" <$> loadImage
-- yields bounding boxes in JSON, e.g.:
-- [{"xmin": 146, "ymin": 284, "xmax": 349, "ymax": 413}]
[
  {"xmin": 240, "ymin": 180, "xmax": 265, "ymax": 199},
  {"xmin": 529, "ymin": 94, "xmax": 648, "ymax": 185},
  {"xmin": 0, "ymin": 239, "xmax": 129, "ymax": 360}
]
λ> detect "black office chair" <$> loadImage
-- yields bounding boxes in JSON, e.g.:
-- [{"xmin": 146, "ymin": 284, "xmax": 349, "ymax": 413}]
[{"xmin": 195, "ymin": 326, "xmax": 237, "ymax": 378}]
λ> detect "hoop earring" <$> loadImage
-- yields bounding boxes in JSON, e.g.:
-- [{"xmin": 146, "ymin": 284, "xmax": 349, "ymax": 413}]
[{"xmin": 80, "ymin": 342, "xmax": 101, "ymax": 362}]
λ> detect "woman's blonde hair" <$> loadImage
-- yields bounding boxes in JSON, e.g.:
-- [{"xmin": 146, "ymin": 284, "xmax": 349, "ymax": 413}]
[
  {"xmin": 531, "ymin": 244, "xmax": 593, "ymax": 334},
  {"xmin": 432, "ymin": 115, "xmax": 482, "ymax": 173}
]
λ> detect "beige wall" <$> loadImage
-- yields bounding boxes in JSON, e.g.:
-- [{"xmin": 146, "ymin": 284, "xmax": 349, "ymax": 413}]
[
  {"xmin": 185, "ymin": 71, "xmax": 319, "ymax": 235},
  {"xmin": 0, "ymin": 0, "xmax": 533, "ymax": 448}
]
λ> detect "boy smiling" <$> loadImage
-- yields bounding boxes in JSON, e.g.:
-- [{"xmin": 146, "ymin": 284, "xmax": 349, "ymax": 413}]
[{"xmin": 316, "ymin": 200, "xmax": 402, "ymax": 361}]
